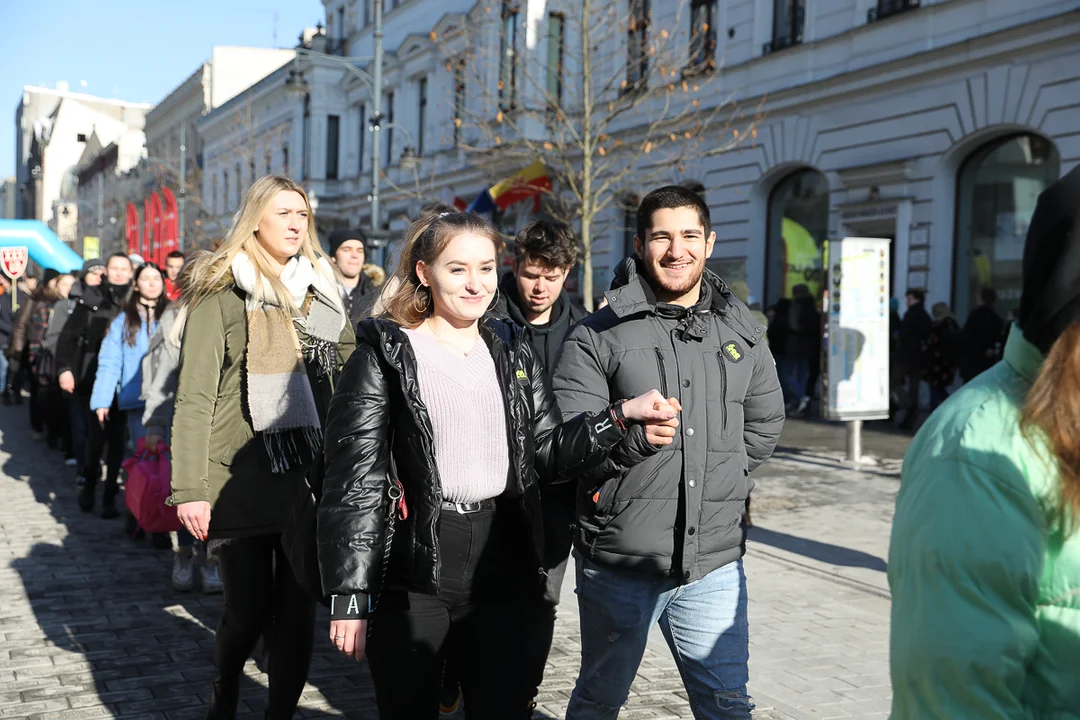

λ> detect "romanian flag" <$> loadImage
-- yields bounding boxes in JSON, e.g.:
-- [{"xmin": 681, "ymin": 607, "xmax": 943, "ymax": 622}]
[{"xmin": 467, "ymin": 161, "xmax": 552, "ymax": 213}]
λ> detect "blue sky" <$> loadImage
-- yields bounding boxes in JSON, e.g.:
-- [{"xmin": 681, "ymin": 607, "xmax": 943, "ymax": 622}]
[{"xmin": 2, "ymin": 0, "xmax": 325, "ymax": 177}]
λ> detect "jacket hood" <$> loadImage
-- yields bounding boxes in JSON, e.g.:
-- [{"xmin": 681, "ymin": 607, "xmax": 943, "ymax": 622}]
[
  {"xmin": 1018, "ymin": 165, "xmax": 1080, "ymax": 355},
  {"xmin": 605, "ymin": 256, "xmax": 764, "ymax": 345}
]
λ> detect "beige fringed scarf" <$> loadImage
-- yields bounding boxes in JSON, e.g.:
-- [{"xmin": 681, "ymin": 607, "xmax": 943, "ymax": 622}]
[{"xmin": 231, "ymin": 253, "xmax": 345, "ymax": 473}]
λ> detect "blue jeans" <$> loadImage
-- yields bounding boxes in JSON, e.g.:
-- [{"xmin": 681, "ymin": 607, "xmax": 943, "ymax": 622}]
[
  {"xmin": 0, "ymin": 352, "xmax": 9, "ymax": 392},
  {"xmin": 568, "ymin": 555, "xmax": 752, "ymax": 719}
]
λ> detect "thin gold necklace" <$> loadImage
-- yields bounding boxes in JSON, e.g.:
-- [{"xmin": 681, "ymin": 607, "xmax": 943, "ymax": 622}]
[{"xmin": 424, "ymin": 320, "xmax": 479, "ymax": 357}]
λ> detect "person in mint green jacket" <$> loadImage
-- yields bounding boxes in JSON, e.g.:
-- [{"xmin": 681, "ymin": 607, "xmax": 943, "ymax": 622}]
[{"xmin": 889, "ymin": 166, "xmax": 1080, "ymax": 719}]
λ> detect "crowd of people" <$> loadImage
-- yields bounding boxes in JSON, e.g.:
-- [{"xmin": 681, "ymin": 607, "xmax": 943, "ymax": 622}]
[{"xmin": 1, "ymin": 168, "xmax": 1077, "ymax": 720}]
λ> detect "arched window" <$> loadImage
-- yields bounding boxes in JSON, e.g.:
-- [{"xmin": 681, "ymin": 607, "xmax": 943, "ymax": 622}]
[
  {"xmin": 765, "ymin": 168, "xmax": 828, "ymax": 307},
  {"xmin": 954, "ymin": 133, "xmax": 1059, "ymax": 321}
]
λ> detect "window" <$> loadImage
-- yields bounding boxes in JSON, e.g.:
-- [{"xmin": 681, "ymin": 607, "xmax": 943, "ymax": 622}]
[
  {"xmin": 223, "ymin": 170, "xmax": 230, "ymax": 211},
  {"xmin": 499, "ymin": 1, "xmax": 519, "ymax": 111},
  {"xmin": 77, "ymin": 133, "xmax": 87, "ymax": 143},
  {"xmin": 764, "ymin": 168, "xmax": 829, "ymax": 307},
  {"xmin": 249, "ymin": 157, "xmax": 256, "ymax": 184},
  {"xmin": 364, "ymin": 0, "xmax": 371, "ymax": 26},
  {"xmin": 265, "ymin": 149, "xmax": 272, "ymax": 176},
  {"xmin": 337, "ymin": 6, "xmax": 345, "ymax": 37},
  {"xmin": 953, "ymin": 134, "xmax": 1059, "ymax": 320},
  {"xmin": 767, "ymin": 0, "xmax": 804, "ymax": 53},
  {"xmin": 358, "ymin": 104, "xmax": 366, "ymax": 173},
  {"xmin": 688, "ymin": 0, "xmax": 717, "ymax": 72},
  {"xmin": 326, "ymin": 115, "xmax": 341, "ymax": 180},
  {"xmin": 415, "ymin": 78, "xmax": 428, "ymax": 156},
  {"xmin": 453, "ymin": 58, "xmax": 466, "ymax": 146},
  {"xmin": 869, "ymin": 0, "xmax": 920, "ymax": 23},
  {"xmin": 235, "ymin": 162, "xmax": 242, "ymax": 206},
  {"xmin": 546, "ymin": 13, "xmax": 565, "ymax": 105},
  {"xmin": 626, "ymin": 0, "xmax": 650, "ymax": 90},
  {"xmin": 384, "ymin": 91, "xmax": 394, "ymax": 167},
  {"xmin": 282, "ymin": 143, "xmax": 289, "ymax": 177},
  {"xmin": 212, "ymin": 174, "xmax": 219, "ymax": 214}
]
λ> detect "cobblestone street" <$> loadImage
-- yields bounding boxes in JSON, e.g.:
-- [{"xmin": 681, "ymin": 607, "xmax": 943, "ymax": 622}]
[{"xmin": 0, "ymin": 407, "xmax": 905, "ymax": 719}]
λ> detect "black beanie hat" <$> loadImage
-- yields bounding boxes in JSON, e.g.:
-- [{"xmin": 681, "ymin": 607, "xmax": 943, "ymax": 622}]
[
  {"xmin": 82, "ymin": 258, "xmax": 105, "ymax": 275},
  {"xmin": 327, "ymin": 228, "xmax": 366, "ymax": 257},
  {"xmin": 1018, "ymin": 165, "xmax": 1080, "ymax": 355},
  {"xmin": 42, "ymin": 268, "xmax": 61, "ymax": 285}
]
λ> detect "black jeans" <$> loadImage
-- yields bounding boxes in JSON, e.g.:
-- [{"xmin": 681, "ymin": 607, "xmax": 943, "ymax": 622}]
[
  {"xmin": 81, "ymin": 397, "xmax": 127, "ymax": 500},
  {"xmin": 208, "ymin": 534, "xmax": 316, "ymax": 720},
  {"xmin": 367, "ymin": 503, "xmax": 532, "ymax": 719},
  {"xmin": 524, "ymin": 484, "xmax": 576, "ymax": 700}
]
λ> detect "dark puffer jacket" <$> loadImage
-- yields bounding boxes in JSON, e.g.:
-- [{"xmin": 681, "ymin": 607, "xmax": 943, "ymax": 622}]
[
  {"xmin": 317, "ymin": 317, "xmax": 650, "ymax": 611},
  {"xmin": 54, "ymin": 282, "xmax": 130, "ymax": 394},
  {"xmin": 553, "ymin": 258, "xmax": 785, "ymax": 582}
]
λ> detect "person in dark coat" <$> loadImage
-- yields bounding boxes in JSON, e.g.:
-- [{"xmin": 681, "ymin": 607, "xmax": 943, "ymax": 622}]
[
  {"xmin": 55, "ymin": 253, "xmax": 134, "ymax": 516},
  {"xmin": 786, "ymin": 283, "xmax": 820, "ymax": 417},
  {"xmin": 486, "ymin": 218, "xmax": 588, "ymax": 706},
  {"xmin": 897, "ymin": 288, "xmax": 933, "ymax": 430},
  {"xmin": 1, "ymin": 275, "xmax": 16, "ymax": 404},
  {"xmin": 328, "ymin": 228, "xmax": 377, "ymax": 329},
  {"xmin": 959, "ymin": 287, "xmax": 1005, "ymax": 383},
  {"xmin": 922, "ymin": 302, "xmax": 962, "ymax": 411},
  {"xmin": 553, "ymin": 186, "xmax": 785, "ymax": 716}
]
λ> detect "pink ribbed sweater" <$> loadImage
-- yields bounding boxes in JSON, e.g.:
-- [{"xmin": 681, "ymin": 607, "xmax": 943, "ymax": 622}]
[{"xmin": 403, "ymin": 329, "xmax": 511, "ymax": 503}]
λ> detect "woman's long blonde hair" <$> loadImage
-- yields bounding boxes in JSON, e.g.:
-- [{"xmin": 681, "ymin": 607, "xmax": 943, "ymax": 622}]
[
  {"xmin": 382, "ymin": 211, "xmax": 504, "ymax": 328},
  {"xmin": 181, "ymin": 175, "xmax": 335, "ymax": 316}
]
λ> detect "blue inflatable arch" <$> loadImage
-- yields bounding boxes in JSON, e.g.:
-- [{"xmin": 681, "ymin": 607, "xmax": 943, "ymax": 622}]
[{"xmin": 0, "ymin": 220, "xmax": 85, "ymax": 272}]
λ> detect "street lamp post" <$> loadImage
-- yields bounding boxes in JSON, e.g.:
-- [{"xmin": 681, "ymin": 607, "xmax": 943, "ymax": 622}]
[{"xmin": 285, "ymin": 1, "xmax": 415, "ymax": 265}]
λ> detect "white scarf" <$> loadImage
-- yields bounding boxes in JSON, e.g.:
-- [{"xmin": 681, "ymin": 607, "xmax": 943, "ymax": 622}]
[{"xmin": 230, "ymin": 253, "xmax": 344, "ymax": 317}]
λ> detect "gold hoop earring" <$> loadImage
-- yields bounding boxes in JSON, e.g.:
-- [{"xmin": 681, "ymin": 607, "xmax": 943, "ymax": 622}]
[{"xmin": 412, "ymin": 283, "xmax": 430, "ymax": 313}]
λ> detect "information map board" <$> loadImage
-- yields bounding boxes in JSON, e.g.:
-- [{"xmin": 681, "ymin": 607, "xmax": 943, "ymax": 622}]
[{"xmin": 823, "ymin": 237, "xmax": 891, "ymax": 421}]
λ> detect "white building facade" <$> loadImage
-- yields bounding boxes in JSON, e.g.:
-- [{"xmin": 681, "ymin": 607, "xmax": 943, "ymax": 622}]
[
  {"xmin": 198, "ymin": 0, "xmax": 1080, "ymax": 319},
  {"xmin": 14, "ymin": 86, "xmax": 150, "ymax": 244},
  {"xmin": 141, "ymin": 46, "xmax": 297, "ymax": 248}
]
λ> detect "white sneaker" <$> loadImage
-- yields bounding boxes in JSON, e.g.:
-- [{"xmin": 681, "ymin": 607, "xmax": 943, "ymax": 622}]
[
  {"xmin": 201, "ymin": 561, "xmax": 224, "ymax": 594},
  {"xmin": 172, "ymin": 552, "xmax": 195, "ymax": 592}
]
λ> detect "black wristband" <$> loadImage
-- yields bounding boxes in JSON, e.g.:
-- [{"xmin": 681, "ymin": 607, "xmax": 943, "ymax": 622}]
[
  {"xmin": 330, "ymin": 593, "xmax": 370, "ymax": 620},
  {"xmin": 611, "ymin": 400, "xmax": 631, "ymax": 431}
]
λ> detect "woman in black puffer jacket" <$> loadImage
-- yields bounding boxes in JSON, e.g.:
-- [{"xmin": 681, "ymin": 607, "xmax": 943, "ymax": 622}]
[{"xmin": 316, "ymin": 210, "xmax": 677, "ymax": 720}]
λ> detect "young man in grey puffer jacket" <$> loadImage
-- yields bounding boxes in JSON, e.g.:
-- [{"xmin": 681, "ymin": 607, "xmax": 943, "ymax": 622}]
[{"xmin": 553, "ymin": 186, "xmax": 785, "ymax": 718}]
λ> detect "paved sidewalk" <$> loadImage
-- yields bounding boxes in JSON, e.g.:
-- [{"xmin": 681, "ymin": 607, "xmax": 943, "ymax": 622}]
[{"xmin": 0, "ymin": 406, "xmax": 903, "ymax": 719}]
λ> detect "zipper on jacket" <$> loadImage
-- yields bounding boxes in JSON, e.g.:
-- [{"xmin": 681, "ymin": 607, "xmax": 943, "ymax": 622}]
[
  {"xmin": 716, "ymin": 352, "xmax": 729, "ymax": 431},
  {"xmin": 654, "ymin": 348, "xmax": 670, "ymax": 398}
]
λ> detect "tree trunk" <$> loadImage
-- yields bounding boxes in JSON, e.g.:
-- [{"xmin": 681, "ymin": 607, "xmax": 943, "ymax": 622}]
[{"xmin": 581, "ymin": 214, "xmax": 593, "ymax": 311}]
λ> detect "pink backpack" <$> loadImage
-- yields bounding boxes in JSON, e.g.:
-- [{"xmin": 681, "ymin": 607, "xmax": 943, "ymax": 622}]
[{"xmin": 123, "ymin": 439, "xmax": 182, "ymax": 534}]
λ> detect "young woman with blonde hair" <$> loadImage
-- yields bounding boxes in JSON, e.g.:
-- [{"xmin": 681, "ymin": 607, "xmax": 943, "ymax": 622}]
[
  {"xmin": 317, "ymin": 210, "xmax": 680, "ymax": 719},
  {"xmin": 168, "ymin": 175, "xmax": 354, "ymax": 719}
]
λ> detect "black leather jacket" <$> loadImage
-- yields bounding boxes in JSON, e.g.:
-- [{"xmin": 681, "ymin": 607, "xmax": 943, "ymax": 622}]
[{"xmin": 317, "ymin": 316, "xmax": 652, "ymax": 615}]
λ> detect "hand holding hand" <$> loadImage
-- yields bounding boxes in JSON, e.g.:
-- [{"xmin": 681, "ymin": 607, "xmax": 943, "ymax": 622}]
[
  {"xmin": 644, "ymin": 396, "xmax": 683, "ymax": 446},
  {"xmin": 330, "ymin": 619, "xmax": 367, "ymax": 662}
]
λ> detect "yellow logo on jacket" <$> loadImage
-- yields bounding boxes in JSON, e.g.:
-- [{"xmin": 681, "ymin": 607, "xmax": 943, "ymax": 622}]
[
  {"xmin": 723, "ymin": 341, "xmax": 744, "ymax": 363},
  {"xmin": 515, "ymin": 369, "xmax": 528, "ymax": 382}
]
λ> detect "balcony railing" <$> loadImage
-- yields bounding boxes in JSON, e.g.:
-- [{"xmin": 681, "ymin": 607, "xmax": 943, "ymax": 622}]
[{"xmin": 868, "ymin": 0, "xmax": 920, "ymax": 23}]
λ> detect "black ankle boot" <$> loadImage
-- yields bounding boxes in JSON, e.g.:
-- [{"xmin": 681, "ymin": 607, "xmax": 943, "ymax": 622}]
[
  {"xmin": 100, "ymin": 494, "xmax": 119, "ymax": 519},
  {"xmin": 77, "ymin": 485, "xmax": 95, "ymax": 513},
  {"xmin": 206, "ymin": 675, "xmax": 240, "ymax": 720}
]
